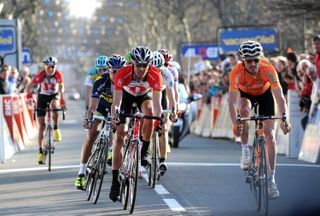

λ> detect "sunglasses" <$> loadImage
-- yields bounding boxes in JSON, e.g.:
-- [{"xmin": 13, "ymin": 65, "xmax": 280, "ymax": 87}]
[
  {"xmin": 135, "ymin": 63, "xmax": 149, "ymax": 68},
  {"xmin": 244, "ymin": 59, "xmax": 260, "ymax": 64},
  {"xmin": 46, "ymin": 65, "xmax": 56, "ymax": 69}
]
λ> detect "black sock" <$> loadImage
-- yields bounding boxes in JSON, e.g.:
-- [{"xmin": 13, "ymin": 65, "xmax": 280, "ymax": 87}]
[
  {"xmin": 159, "ymin": 158, "xmax": 165, "ymax": 163},
  {"xmin": 39, "ymin": 148, "xmax": 43, "ymax": 154},
  {"xmin": 112, "ymin": 170, "xmax": 119, "ymax": 186},
  {"xmin": 54, "ymin": 125, "xmax": 58, "ymax": 130},
  {"xmin": 141, "ymin": 140, "xmax": 150, "ymax": 153}
]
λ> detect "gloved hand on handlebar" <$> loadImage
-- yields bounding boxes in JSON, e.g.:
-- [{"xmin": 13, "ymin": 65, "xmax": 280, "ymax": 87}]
[
  {"xmin": 60, "ymin": 98, "xmax": 66, "ymax": 109},
  {"xmin": 154, "ymin": 119, "xmax": 164, "ymax": 131}
]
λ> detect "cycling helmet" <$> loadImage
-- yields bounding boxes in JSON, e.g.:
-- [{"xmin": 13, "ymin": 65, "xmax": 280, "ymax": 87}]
[
  {"xmin": 107, "ymin": 54, "xmax": 127, "ymax": 69},
  {"xmin": 43, "ymin": 56, "xmax": 58, "ymax": 66},
  {"xmin": 238, "ymin": 40, "xmax": 263, "ymax": 59},
  {"xmin": 95, "ymin": 55, "xmax": 108, "ymax": 68},
  {"xmin": 125, "ymin": 51, "xmax": 134, "ymax": 63},
  {"xmin": 131, "ymin": 46, "xmax": 152, "ymax": 64},
  {"xmin": 151, "ymin": 51, "xmax": 165, "ymax": 69},
  {"xmin": 158, "ymin": 49, "xmax": 172, "ymax": 63}
]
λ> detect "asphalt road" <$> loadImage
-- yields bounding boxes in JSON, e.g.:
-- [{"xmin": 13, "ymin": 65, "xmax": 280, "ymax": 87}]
[{"xmin": 0, "ymin": 99, "xmax": 320, "ymax": 216}]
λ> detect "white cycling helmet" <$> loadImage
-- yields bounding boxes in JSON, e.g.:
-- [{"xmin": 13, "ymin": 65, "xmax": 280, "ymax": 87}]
[
  {"xmin": 95, "ymin": 55, "xmax": 108, "ymax": 68},
  {"xmin": 151, "ymin": 51, "xmax": 165, "ymax": 69},
  {"xmin": 238, "ymin": 40, "xmax": 263, "ymax": 59},
  {"xmin": 131, "ymin": 46, "xmax": 152, "ymax": 64},
  {"xmin": 43, "ymin": 56, "xmax": 58, "ymax": 66}
]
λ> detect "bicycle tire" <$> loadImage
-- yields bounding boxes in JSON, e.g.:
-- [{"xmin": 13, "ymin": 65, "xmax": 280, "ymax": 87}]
[
  {"xmin": 120, "ymin": 141, "xmax": 130, "ymax": 210},
  {"xmin": 47, "ymin": 128, "xmax": 52, "ymax": 172},
  {"xmin": 150, "ymin": 131, "xmax": 158, "ymax": 188},
  {"xmin": 85, "ymin": 148, "xmax": 99, "ymax": 201},
  {"xmin": 259, "ymin": 143, "xmax": 269, "ymax": 216},
  {"xmin": 93, "ymin": 139, "xmax": 109, "ymax": 204},
  {"xmin": 128, "ymin": 140, "xmax": 139, "ymax": 214}
]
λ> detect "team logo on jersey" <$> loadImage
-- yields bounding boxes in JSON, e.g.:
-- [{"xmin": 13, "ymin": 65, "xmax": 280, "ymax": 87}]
[{"xmin": 267, "ymin": 71, "xmax": 277, "ymax": 83}]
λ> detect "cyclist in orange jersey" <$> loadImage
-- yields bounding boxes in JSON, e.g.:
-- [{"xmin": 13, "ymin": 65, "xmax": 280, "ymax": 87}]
[{"xmin": 228, "ymin": 41, "xmax": 291, "ymax": 199}]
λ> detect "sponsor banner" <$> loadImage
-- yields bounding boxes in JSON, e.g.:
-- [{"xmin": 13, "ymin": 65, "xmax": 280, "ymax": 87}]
[
  {"xmin": 218, "ymin": 27, "xmax": 278, "ymax": 53},
  {"xmin": 2, "ymin": 96, "xmax": 14, "ymax": 141},
  {"xmin": 12, "ymin": 95, "xmax": 25, "ymax": 144},
  {"xmin": 181, "ymin": 44, "xmax": 219, "ymax": 61},
  {"xmin": 0, "ymin": 27, "xmax": 16, "ymax": 53}
]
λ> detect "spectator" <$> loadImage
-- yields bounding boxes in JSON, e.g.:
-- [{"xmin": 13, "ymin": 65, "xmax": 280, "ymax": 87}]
[
  {"xmin": 287, "ymin": 52, "xmax": 300, "ymax": 90},
  {"xmin": 16, "ymin": 66, "xmax": 32, "ymax": 93},
  {"xmin": 306, "ymin": 65, "xmax": 320, "ymax": 123},
  {"xmin": 275, "ymin": 56, "xmax": 289, "ymax": 97},
  {"xmin": 0, "ymin": 65, "xmax": 10, "ymax": 95},
  {"xmin": 312, "ymin": 35, "xmax": 320, "ymax": 77},
  {"xmin": 8, "ymin": 66, "xmax": 19, "ymax": 94}
]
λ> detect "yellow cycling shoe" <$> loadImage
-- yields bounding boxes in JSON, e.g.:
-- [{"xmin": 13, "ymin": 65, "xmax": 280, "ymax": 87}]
[
  {"xmin": 38, "ymin": 152, "xmax": 45, "ymax": 164},
  {"xmin": 75, "ymin": 174, "xmax": 86, "ymax": 190},
  {"xmin": 107, "ymin": 150, "xmax": 112, "ymax": 166},
  {"xmin": 54, "ymin": 129, "xmax": 62, "ymax": 142}
]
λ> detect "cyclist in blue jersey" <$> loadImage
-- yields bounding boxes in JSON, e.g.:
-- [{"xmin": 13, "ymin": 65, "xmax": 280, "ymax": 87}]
[{"xmin": 75, "ymin": 55, "xmax": 127, "ymax": 190}]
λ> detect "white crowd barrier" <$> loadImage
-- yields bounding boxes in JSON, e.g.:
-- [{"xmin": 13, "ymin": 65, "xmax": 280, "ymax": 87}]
[
  {"xmin": 0, "ymin": 93, "xmax": 37, "ymax": 163},
  {"xmin": 191, "ymin": 91, "xmax": 320, "ymax": 163}
]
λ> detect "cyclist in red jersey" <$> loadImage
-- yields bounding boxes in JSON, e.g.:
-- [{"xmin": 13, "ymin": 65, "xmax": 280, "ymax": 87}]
[
  {"xmin": 26, "ymin": 56, "xmax": 66, "ymax": 164},
  {"xmin": 109, "ymin": 46, "xmax": 163, "ymax": 202}
]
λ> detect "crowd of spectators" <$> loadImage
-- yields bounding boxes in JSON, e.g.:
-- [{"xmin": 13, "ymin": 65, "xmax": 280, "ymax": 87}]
[
  {"xmin": 186, "ymin": 35, "xmax": 320, "ymax": 129},
  {"xmin": 0, "ymin": 64, "xmax": 31, "ymax": 95}
]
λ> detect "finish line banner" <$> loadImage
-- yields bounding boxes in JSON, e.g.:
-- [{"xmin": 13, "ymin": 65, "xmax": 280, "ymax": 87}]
[{"xmin": 218, "ymin": 27, "xmax": 278, "ymax": 53}]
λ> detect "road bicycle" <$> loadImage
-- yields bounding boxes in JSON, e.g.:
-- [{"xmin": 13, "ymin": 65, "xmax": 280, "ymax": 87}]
[
  {"xmin": 85, "ymin": 114, "xmax": 113, "ymax": 204},
  {"xmin": 237, "ymin": 102, "xmax": 287, "ymax": 216},
  {"xmin": 148, "ymin": 109, "xmax": 174, "ymax": 188},
  {"xmin": 117, "ymin": 104, "xmax": 162, "ymax": 214},
  {"xmin": 34, "ymin": 102, "xmax": 65, "ymax": 172}
]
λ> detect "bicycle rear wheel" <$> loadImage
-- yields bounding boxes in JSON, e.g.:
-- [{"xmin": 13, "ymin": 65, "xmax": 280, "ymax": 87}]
[
  {"xmin": 93, "ymin": 139, "xmax": 109, "ymax": 204},
  {"xmin": 259, "ymin": 144, "xmax": 269, "ymax": 216},
  {"xmin": 128, "ymin": 140, "xmax": 139, "ymax": 214}
]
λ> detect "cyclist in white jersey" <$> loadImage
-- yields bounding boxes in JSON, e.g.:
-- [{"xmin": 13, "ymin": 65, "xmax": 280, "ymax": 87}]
[
  {"xmin": 151, "ymin": 51, "xmax": 177, "ymax": 174},
  {"xmin": 158, "ymin": 49, "xmax": 179, "ymax": 112}
]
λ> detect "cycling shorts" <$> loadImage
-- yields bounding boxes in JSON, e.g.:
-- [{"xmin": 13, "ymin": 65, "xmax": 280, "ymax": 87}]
[
  {"xmin": 119, "ymin": 90, "xmax": 152, "ymax": 123},
  {"xmin": 37, "ymin": 93, "xmax": 60, "ymax": 117},
  {"xmin": 95, "ymin": 99, "xmax": 111, "ymax": 118},
  {"xmin": 239, "ymin": 87, "xmax": 275, "ymax": 116}
]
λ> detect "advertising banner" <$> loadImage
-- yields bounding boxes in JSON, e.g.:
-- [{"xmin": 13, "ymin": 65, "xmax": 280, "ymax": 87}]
[
  {"xmin": 2, "ymin": 96, "xmax": 14, "ymax": 141},
  {"xmin": 218, "ymin": 27, "xmax": 278, "ymax": 53},
  {"xmin": 181, "ymin": 44, "xmax": 219, "ymax": 61}
]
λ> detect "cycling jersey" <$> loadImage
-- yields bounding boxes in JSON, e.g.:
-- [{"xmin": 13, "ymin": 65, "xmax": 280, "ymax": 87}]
[
  {"xmin": 85, "ymin": 68, "xmax": 99, "ymax": 87},
  {"xmin": 114, "ymin": 65, "xmax": 162, "ymax": 96},
  {"xmin": 91, "ymin": 72, "xmax": 113, "ymax": 105},
  {"xmin": 229, "ymin": 60, "xmax": 281, "ymax": 96},
  {"xmin": 160, "ymin": 67, "xmax": 174, "ymax": 90},
  {"xmin": 31, "ymin": 70, "xmax": 63, "ymax": 95},
  {"xmin": 167, "ymin": 64, "xmax": 179, "ymax": 83}
]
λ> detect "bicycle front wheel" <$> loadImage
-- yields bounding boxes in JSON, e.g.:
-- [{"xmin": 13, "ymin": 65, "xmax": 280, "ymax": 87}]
[
  {"xmin": 149, "ymin": 131, "xmax": 158, "ymax": 188},
  {"xmin": 46, "ymin": 128, "xmax": 52, "ymax": 172},
  {"xmin": 128, "ymin": 140, "xmax": 139, "ymax": 214},
  {"xmin": 259, "ymin": 143, "xmax": 269, "ymax": 216},
  {"xmin": 93, "ymin": 140, "xmax": 109, "ymax": 204}
]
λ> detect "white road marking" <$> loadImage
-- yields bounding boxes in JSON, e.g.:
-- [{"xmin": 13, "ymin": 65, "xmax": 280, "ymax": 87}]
[
  {"xmin": 163, "ymin": 199, "xmax": 185, "ymax": 211},
  {"xmin": 154, "ymin": 184, "xmax": 169, "ymax": 195},
  {"xmin": 1, "ymin": 162, "xmax": 319, "ymax": 174}
]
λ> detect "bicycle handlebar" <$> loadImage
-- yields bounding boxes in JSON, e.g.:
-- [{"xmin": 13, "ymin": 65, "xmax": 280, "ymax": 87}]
[
  {"xmin": 92, "ymin": 115, "xmax": 113, "ymax": 122},
  {"xmin": 119, "ymin": 112, "xmax": 162, "ymax": 121},
  {"xmin": 237, "ymin": 114, "xmax": 287, "ymax": 125}
]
